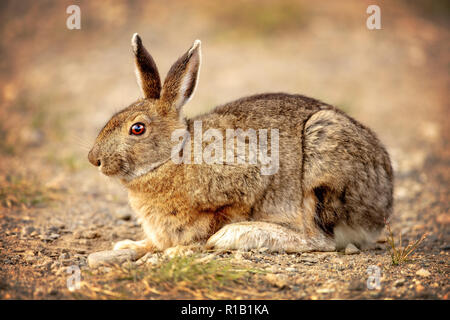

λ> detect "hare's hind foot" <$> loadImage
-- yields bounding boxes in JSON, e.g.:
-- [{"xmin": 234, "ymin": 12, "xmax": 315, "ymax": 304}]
[
  {"xmin": 206, "ymin": 221, "xmax": 335, "ymax": 253},
  {"xmin": 113, "ymin": 239, "xmax": 154, "ymax": 259}
]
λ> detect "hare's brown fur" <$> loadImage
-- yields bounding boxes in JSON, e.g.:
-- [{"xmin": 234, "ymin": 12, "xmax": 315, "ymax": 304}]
[{"xmin": 89, "ymin": 35, "xmax": 393, "ymax": 256}]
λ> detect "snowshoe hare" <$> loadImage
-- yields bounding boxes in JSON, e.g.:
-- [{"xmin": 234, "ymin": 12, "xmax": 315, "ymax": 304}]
[{"xmin": 88, "ymin": 34, "xmax": 393, "ymax": 257}]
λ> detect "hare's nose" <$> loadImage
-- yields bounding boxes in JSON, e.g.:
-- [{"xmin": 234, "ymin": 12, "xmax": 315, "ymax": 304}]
[{"xmin": 88, "ymin": 149, "xmax": 101, "ymax": 167}]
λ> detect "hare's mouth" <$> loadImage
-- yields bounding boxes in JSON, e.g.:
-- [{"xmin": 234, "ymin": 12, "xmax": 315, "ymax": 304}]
[
  {"xmin": 121, "ymin": 158, "xmax": 172, "ymax": 182},
  {"xmin": 99, "ymin": 165, "xmax": 122, "ymax": 177},
  {"xmin": 98, "ymin": 157, "xmax": 171, "ymax": 181},
  {"xmin": 98, "ymin": 158, "xmax": 132, "ymax": 178}
]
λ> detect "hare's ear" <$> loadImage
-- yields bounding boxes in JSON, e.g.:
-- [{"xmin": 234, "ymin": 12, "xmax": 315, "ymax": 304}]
[
  {"xmin": 132, "ymin": 33, "xmax": 161, "ymax": 99},
  {"xmin": 160, "ymin": 40, "xmax": 201, "ymax": 113}
]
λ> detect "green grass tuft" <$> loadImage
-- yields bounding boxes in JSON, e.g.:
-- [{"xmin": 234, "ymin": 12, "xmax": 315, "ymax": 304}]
[{"xmin": 77, "ymin": 254, "xmax": 265, "ymax": 299}]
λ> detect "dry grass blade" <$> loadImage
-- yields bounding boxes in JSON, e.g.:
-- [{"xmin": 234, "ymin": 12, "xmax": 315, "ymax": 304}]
[{"xmin": 385, "ymin": 220, "xmax": 427, "ymax": 266}]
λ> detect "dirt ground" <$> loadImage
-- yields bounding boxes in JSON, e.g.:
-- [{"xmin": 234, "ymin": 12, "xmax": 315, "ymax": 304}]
[{"xmin": 0, "ymin": 0, "xmax": 448, "ymax": 299}]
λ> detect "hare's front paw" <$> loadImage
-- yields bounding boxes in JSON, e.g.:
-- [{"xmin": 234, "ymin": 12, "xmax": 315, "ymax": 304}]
[{"xmin": 113, "ymin": 239, "xmax": 153, "ymax": 258}]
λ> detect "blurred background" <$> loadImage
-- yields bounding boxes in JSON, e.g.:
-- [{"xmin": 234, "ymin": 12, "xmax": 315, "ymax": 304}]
[
  {"xmin": 0, "ymin": 0, "xmax": 448, "ymax": 224},
  {"xmin": 0, "ymin": 0, "xmax": 449, "ymax": 300}
]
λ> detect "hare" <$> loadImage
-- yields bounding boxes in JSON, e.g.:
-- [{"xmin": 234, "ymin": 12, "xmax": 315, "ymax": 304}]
[{"xmin": 88, "ymin": 34, "xmax": 393, "ymax": 257}]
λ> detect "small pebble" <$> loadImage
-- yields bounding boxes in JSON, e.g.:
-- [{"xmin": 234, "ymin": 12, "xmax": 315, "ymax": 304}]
[
  {"xmin": 88, "ymin": 249, "xmax": 137, "ymax": 268},
  {"xmin": 345, "ymin": 243, "xmax": 360, "ymax": 255},
  {"xmin": 415, "ymin": 284, "xmax": 425, "ymax": 293},
  {"xmin": 137, "ymin": 253, "xmax": 159, "ymax": 265},
  {"xmin": 75, "ymin": 230, "xmax": 100, "ymax": 239},
  {"xmin": 114, "ymin": 209, "xmax": 132, "ymax": 221},
  {"xmin": 265, "ymin": 274, "xmax": 289, "ymax": 288},
  {"xmin": 300, "ymin": 257, "xmax": 318, "ymax": 265},
  {"xmin": 25, "ymin": 256, "xmax": 36, "ymax": 263},
  {"xmin": 21, "ymin": 226, "xmax": 36, "ymax": 237},
  {"xmin": 49, "ymin": 233, "xmax": 60, "ymax": 240},
  {"xmin": 30, "ymin": 230, "xmax": 40, "ymax": 237},
  {"xmin": 394, "ymin": 278, "xmax": 406, "ymax": 287},
  {"xmin": 59, "ymin": 253, "xmax": 70, "ymax": 260},
  {"xmin": 46, "ymin": 226, "xmax": 60, "ymax": 234},
  {"xmin": 416, "ymin": 268, "xmax": 431, "ymax": 277},
  {"xmin": 39, "ymin": 235, "xmax": 52, "ymax": 242},
  {"xmin": 317, "ymin": 288, "xmax": 335, "ymax": 294}
]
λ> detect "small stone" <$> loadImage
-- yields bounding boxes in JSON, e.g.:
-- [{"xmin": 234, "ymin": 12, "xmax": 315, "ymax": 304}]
[
  {"xmin": 25, "ymin": 256, "xmax": 36, "ymax": 263},
  {"xmin": 99, "ymin": 266, "xmax": 113, "ymax": 273},
  {"xmin": 137, "ymin": 253, "xmax": 159, "ymax": 266},
  {"xmin": 39, "ymin": 235, "xmax": 52, "ymax": 242},
  {"xmin": 266, "ymin": 266, "xmax": 280, "ymax": 273},
  {"xmin": 49, "ymin": 233, "xmax": 60, "ymax": 240},
  {"xmin": 234, "ymin": 251, "xmax": 244, "ymax": 260},
  {"xmin": 37, "ymin": 260, "xmax": 53, "ymax": 269},
  {"xmin": 300, "ymin": 257, "xmax": 318, "ymax": 265},
  {"xmin": 55, "ymin": 267, "xmax": 68, "ymax": 276},
  {"xmin": 74, "ymin": 230, "xmax": 100, "ymax": 239},
  {"xmin": 258, "ymin": 247, "xmax": 269, "ymax": 253},
  {"xmin": 265, "ymin": 274, "xmax": 289, "ymax": 288},
  {"xmin": 415, "ymin": 284, "xmax": 425, "ymax": 293},
  {"xmin": 114, "ymin": 209, "xmax": 132, "ymax": 221},
  {"xmin": 30, "ymin": 230, "xmax": 40, "ymax": 237},
  {"xmin": 394, "ymin": 278, "xmax": 406, "ymax": 287},
  {"xmin": 146, "ymin": 256, "xmax": 159, "ymax": 265},
  {"xmin": 46, "ymin": 226, "xmax": 60, "ymax": 234},
  {"xmin": 88, "ymin": 249, "xmax": 137, "ymax": 268},
  {"xmin": 34, "ymin": 287, "xmax": 46, "ymax": 297},
  {"xmin": 416, "ymin": 268, "xmax": 431, "ymax": 277},
  {"xmin": 345, "ymin": 243, "xmax": 360, "ymax": 255},
  {"xmin": 285, "ymin": 267, "xmax": 297, "ymax": 273},
  {"xmin": 59, "ymin": 253, "xmax": 70, "ymax": 260},
  {"xmin": 21, "ymin": 226, "xmax": 36, "ymax": 237},
  {"xmin": 316, "ymin": 288, "xmax": 335, "ymax": 294},
  {"xmin": 83, "ymin": 230, "xmax": 100, "ymax": 239}
]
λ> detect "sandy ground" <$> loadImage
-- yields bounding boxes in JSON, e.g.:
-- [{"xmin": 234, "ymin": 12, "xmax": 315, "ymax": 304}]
[{"xmin": 0, "ymin": 0, "xmax": 448, "ymax": 299}]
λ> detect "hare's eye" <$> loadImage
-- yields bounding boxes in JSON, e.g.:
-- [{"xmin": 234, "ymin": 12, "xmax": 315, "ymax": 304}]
[{"xmin": 130, "ymin": 123, "xmax": 146, "ymax": 135}]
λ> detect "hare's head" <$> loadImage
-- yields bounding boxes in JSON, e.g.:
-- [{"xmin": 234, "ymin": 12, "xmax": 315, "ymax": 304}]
[{"xmin": 88, "ymin": 34, "xmax": 201, "ymax": 182}]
